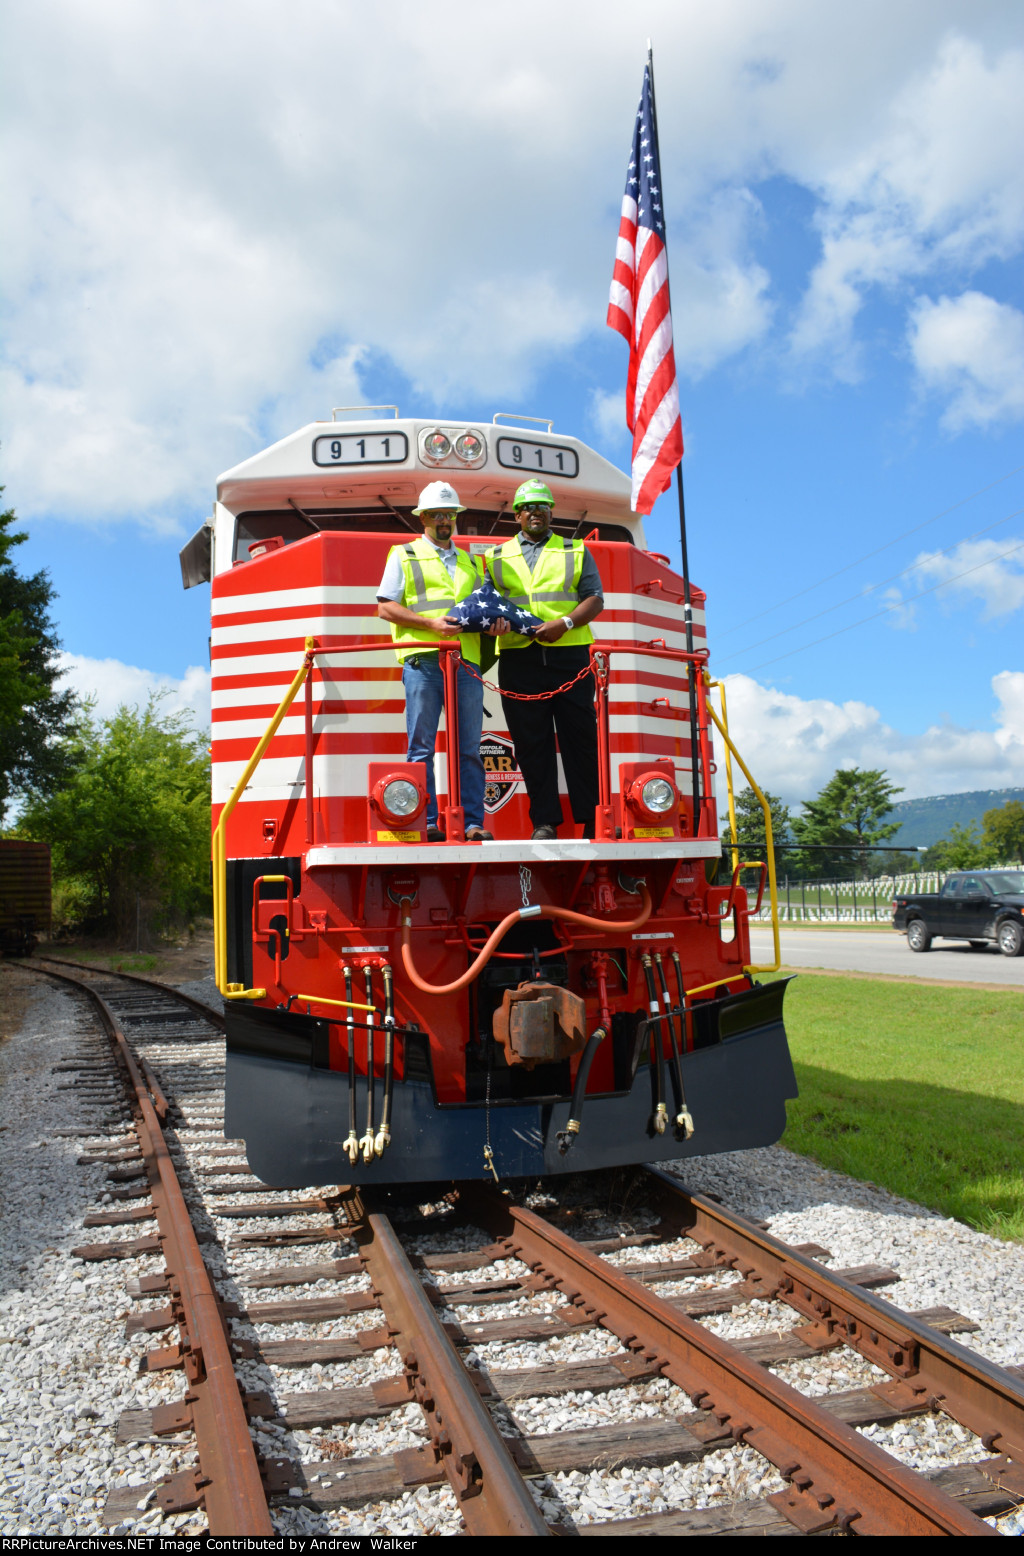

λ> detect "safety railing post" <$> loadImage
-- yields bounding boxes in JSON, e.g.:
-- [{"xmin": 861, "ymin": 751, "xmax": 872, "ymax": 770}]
[
  {"xmin": 439, "ymin": 643, "xmax": 465, "ymax": 843},
  {"xmin": 711, "ymin": 680, "xmax": 739, "ymax": 875},
  {"xmin": 694, "ymin": 672, "xmax": 715, "ymax": 837},
  {"xmin": 305, "ymin": 659, "xmax": 315, "ymax": 846},
  {"xmin": 590, "ymin": 648, "xmax": 615, "ymax": 841}
]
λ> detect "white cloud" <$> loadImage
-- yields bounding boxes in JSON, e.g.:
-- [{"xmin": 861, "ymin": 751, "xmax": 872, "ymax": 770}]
[
  {"xmin": 910, "ymin": 531, "xmax": 1024, "ymax": 617},
  {"xmin": 589, "ymin": 388, "xmax": 628, "ymax": 444},
  {"xmin": 58, "ymin": 653, "xmax": 211, "ymax": 730},
  {"xmin": 718, "ymin": 668, "xmax": 1024, "ymax": 806},
  {"xmin": 877, "ymin": 586, "xmax": 917, "ymax": 631},
  {"xmin": 2, "ymin": 1, "xmax": 1023, "ymax": 526},
  {"xmin": 789, "ymin": 35, "xmax": 1024, "ymax": 364},
  {"xmin": 908, "ymin": 291, "xmax": 1024, "ymax": 431}
]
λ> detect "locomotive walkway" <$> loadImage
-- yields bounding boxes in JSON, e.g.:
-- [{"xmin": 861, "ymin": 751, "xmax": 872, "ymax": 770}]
[{"xmin": 9, "ymin": 955, "xmax": 1024, "ymax": 1536}]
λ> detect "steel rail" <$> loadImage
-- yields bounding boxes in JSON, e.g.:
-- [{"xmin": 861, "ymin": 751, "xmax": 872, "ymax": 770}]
[
  {"xmin": 347, "ymin": 1204, "xmax": 551, "ymax": 1536},
  {"xmin": 642, "ymin": 1166, "xmax": 1024, "ymax": 1469},
  {"xmin": 464, "ymin": 1184, "xmax": 993, "ymax": 1537},
  {"xmin": 25, "ymin": 962, "xmax": 272, "ymax": 1534},
  {"xmin": 30, "ymin": 953, "xmax": 225, "ymax": 1030}
]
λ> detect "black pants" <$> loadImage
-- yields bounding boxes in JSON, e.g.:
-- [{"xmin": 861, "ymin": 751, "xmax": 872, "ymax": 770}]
[{"xmin": 498, "ymin": 643, "xmax": 598, "ymax": 831}]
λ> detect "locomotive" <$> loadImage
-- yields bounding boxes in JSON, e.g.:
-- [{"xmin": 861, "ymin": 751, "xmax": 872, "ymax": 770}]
[{"xmin": 180, "ymin": 410, "xmax": 794, "ymax": 1187}]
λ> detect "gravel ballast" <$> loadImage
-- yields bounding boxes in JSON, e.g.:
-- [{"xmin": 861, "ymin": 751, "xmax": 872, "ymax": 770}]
[{"xmin": 1, "ymin": 972, "xmax": 1022, "ymax": 1536}]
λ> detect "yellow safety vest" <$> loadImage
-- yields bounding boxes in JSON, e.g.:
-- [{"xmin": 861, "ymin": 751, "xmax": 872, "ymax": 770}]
[
  {"xmin": 487, "ymin": 535, "xmax": 595, "ymax": 652},
  {"xmin": 387, "ymin": 538, "xmax": 482, "ymax": 665}
]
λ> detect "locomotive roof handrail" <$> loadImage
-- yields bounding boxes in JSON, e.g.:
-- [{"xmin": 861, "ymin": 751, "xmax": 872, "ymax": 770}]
[
  {"xmin": 331, "ymin": 405, "xmax": 400, "ymax": 419},
  {"xmin": 492, "ymin": 412, "xmax": 554, "ymax": 431}
]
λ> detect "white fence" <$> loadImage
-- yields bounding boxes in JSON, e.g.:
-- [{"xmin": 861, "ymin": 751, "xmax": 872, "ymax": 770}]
[{"xmin": 748, "ymin": 871, "xmax": 949, "ymax": 924}]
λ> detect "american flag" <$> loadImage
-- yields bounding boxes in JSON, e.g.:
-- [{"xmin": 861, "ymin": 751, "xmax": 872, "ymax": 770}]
[{"xmin": 607, "ymin": 63, "xmax": 683, "ymax": 516}]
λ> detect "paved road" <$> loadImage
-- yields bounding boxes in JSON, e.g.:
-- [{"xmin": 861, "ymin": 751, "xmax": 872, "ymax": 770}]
[{"xmin": 748, "ymin": 927, "xmax": 1024, "ymax": 987}]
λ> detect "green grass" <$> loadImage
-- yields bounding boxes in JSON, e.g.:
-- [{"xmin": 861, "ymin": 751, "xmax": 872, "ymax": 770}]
[
  {"xmin": 776, "ymin": 973, "xmax": 1024, "ymax": 1242},
  {"xmin": 112, "ymin": 955, "xmax": 159, "ymax": 973}
]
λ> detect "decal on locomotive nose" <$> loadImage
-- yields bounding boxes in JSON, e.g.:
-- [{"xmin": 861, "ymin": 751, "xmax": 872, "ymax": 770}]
[{"xmin": 480, "ymin": 733, "xmax": 522, "ymax": 813}]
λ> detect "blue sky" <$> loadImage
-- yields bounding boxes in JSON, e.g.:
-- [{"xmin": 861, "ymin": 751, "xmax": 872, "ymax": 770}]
[{"xmin": 2, "ymin": 0, "xmax": 1023, "ymax": 807}]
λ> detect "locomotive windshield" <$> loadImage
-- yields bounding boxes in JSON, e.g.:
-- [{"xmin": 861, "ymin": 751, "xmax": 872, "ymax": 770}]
[{"xmin": 233, "ymin": 507, "xmax": 635, "ymax": 564}]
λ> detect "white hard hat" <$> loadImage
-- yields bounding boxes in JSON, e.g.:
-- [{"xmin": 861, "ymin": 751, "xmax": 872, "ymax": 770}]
[{"xmin": 412, "ymin": 480, "xmax": 466, "ymax": 515}]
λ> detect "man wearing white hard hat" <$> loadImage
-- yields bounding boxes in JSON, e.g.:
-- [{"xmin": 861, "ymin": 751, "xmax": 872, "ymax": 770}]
[{"xmin": 377, "ymin": 482, "xmax": 506, "ymax": 842}]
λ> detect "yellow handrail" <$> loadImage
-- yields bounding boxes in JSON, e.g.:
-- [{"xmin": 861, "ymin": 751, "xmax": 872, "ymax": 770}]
[
  {"xmin": 702, "ymin": 692, "xmax": 781, "ymax": 975},
  {"xmin": 213, "ymin": 639, "xmax": 316, "ymax": 999},
  {"xmin": 707, "ymin": 679, "xmax": 739, "ymax": 875}
]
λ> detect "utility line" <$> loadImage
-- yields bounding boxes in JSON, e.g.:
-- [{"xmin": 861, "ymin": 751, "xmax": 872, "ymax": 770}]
[
  {"xmin": 714, "ymin": 462, "xmax": 1024, "ymax": 643},
  {"xmin": 737, "ymin": 537, "xmax": 1024, "ymax": 675},
  {"xmin": 723, "ymin": 505, "xmax": 1024, "ymax": 664}
]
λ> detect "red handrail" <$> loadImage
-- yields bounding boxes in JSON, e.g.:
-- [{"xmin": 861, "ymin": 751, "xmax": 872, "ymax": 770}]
[
  {"xmin": 589, "ymin": 641, "xmax": 713, "ymax": 842},
  {"xmin": 299, "ymin": 635, "xmax": 714, "ymax": 847},
  {"xmin": 301, "ymin": 636, "xmax": 466, "ymax": 841}
]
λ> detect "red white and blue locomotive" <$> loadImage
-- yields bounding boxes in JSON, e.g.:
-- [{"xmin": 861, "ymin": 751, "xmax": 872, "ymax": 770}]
[{"xmin": 180, "ymin": 410, "xmax": 793, "ymax": 1187}]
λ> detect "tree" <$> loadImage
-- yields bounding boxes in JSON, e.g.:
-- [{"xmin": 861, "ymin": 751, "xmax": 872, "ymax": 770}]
[
  {"xmin": 926, "ymin": 823, "xmax": 996, "ymax": 872},
  {"xmin": 17, "ymin": 697, "xmax": 211, "ymax": 940},
  {"xmin": 0, "ymin": 492, "xmax": 80, "ymax": 821},
  {"xmin": 982, "ymin": 800, "xmax": 1024, "ymax": 864},
  {"xmin": 721, "ymin": 785, "xmax": 795, "ymax": 878},
  {"xmin": 791, "ymin": 767, "xmax": 904, "ymax": 879}
]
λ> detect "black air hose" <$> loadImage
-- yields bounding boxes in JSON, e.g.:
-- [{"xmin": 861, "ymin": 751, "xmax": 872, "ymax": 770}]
[
  {"xmin": 343, "ymin": 966, "xmax": 358, "ymax": 1165},
  {"xmin": 376, "ymin": 965, "xmax": 395, "ymax": 1155},
  {"xmin": 556, "ymin": 1027, "xmax": 608, "ymax": 1154},
  {"xmin": 655, "ymin": 951, "xmax": 693, "ymax": 1139},
  {"xmin": 360, "ymin": 965, "xmax": 375, "ymax": 1163},
  {"xmin": 641, "ymin": 953, "xmax": 667, "ymax": 1134}
]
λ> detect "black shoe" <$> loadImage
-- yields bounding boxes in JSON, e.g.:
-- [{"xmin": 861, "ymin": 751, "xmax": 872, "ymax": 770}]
[
  {"xmin": 531, "ymin": 825, "xmax": 558, "ymax": 840},
  {"xmin": 426, "ymin": 824, "xmax": 445, "ymax": 842},
  {"xmin": 466, "ymin": 827, "xmax": 493, "ymax": 842}
]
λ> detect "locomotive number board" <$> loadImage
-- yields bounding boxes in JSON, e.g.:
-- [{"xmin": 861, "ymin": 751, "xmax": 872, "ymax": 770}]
[
  {"xmin": 313, "ymin": 432, "xmax": 410, "ymax": 466},
  {"xmin": 496, "ymin": 437, "xmax": 579, "ymax": 478}
]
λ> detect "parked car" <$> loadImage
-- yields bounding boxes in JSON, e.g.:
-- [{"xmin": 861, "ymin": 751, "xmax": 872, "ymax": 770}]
[{"xmin": 892, "ymin": 870, "xmax": 1024, "ymax": 956}]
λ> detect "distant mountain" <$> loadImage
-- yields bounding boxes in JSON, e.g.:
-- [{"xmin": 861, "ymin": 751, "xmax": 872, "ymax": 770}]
[{"xmin": 883, "ymin": 788, "xmax": 1024, "ymax": 849}]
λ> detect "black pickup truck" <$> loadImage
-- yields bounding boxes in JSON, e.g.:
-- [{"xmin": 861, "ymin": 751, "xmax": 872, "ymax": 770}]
[{"xmin": 892, "ymin": 869, "xmax": 1024, "ymax": 956}]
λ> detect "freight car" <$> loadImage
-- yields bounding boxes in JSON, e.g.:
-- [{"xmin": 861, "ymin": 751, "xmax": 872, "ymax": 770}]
[
  {"xmin": 181, "ymin": 410, "xmax": 794, "ymax": 1187},
  {"xmin": 0, "ymin": 840, "xmax": 51, "ymax": 956}
]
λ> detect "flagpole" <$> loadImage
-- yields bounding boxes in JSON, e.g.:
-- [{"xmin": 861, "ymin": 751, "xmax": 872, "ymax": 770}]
[{"xmin": 645, "ymin": 40, "xmax": 702, "ymax": 837}]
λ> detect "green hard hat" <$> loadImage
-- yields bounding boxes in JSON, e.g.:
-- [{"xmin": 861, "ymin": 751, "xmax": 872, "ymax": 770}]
[{"xmin": 512, "ymin": 479, "xmax": 554, "ymax": 509}]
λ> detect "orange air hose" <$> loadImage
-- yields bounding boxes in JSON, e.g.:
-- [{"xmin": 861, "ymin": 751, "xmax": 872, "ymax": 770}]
[{"xmin": 400, "ymin": 885, "xmax": 653, "ymax": 997}]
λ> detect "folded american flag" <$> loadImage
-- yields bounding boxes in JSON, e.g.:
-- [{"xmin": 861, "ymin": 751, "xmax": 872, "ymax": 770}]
[{"xmin": 445, "ymin": 575, "xmax": 544, "ymax": 635}]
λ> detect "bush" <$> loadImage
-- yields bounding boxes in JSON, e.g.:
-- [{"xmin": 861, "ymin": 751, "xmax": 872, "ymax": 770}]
[{"xmin": 17, "ymin": 696, "xmax": 210, "ymax": 941}]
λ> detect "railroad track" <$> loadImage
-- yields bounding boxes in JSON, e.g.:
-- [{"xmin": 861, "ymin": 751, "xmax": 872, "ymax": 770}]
[{"xmin": 12, "ymin": 956, "xmax": 1024, "ymax": 1536}]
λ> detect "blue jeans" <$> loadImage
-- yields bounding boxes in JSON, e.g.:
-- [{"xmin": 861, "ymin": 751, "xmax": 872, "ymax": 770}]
[{"xmin": 402, "ymin": 655, "xmax": 486, "ymax": 829}]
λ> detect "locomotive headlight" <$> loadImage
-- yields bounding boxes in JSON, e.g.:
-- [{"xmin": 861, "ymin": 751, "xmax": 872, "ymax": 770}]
[
  {"xmin": 423, "ymin": 430, "xmax": 452, "ymax": 461},
  {"xmin": 454, "ymin": 431, "xmax": 484, "ymax": 462},
  {"xmin": 381, "ymin": 779, "xmax": 421, "ymax": 818},
  {"xmin": 640, "ymin": 777, "xmax": 675, "ymax": 813}
]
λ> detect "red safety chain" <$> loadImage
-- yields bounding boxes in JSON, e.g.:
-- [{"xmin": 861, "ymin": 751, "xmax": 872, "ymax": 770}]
[{"xmin": 459, "ymin": 657, "xmax": 596, "ymax": 701}]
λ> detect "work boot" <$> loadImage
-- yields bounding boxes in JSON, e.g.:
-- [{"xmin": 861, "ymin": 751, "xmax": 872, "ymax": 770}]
[
  {"xmin": 426, "ymin": 824, "xmax": 445, "ymax": 842},
  {"xmin": 466, "ymin": 827, "xmax": 494, "ymax": 842},
  {"xmin": 531, "ymin": 824, "xmax": 558, "ymax": 840}
]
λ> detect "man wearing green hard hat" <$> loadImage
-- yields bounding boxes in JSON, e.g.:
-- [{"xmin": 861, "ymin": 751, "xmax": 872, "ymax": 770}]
[{"xmin": 485, "ymin": 481, "xmax": 605, "ymax": 839}]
